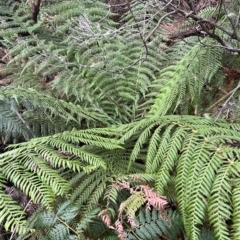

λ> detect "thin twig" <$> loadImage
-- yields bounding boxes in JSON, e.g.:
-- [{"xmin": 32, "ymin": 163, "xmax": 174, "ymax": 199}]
[
  {"xmin": 215, "ymin": 80, "xmax": 240, "ymax": 121},
  {"xmin": 222, "ymin": 0, "xmax": 240, "ymax": 40},
  {"xmin": 122, "ymin": 221, "xmax": 142, "ymax": 240},
  {"xmin": 92, "ymin": 229, "xmax": 108, "ymax": 240},
  {"xmin": 11, "ymin": 106, "xmax": 36, "ymax": 138},
  {"xmin": 206, "ymin": 88, "xmax": 234, "ymax": 112},
  {"xmin": 126, "ymin": 1, "xmax": 148, "ymax": 62},
  {"xmin": 9, "ymin": 199, "xmax": 33, "ymax": 240},
  {"xmin": 56, "ymin": 216, "xmax": 82, "ymax": 238},
  {"xmin": 167, "ymin": 1, "xmax": 240, "ymax": 47},
  {"xmin": 99, "ymin": 88, "xmax": 133, "ymax": 120},
  {"xmin": 145, "ymin": 10, "xmax": 177, "ymax": 42}
]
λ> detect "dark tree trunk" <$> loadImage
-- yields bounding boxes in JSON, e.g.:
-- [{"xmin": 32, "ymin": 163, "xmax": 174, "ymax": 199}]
[{"xmin": 30, "ymin": 0, "xmax": 41, "ymax": 23}]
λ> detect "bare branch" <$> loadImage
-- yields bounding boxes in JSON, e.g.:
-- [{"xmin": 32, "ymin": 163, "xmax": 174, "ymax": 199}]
[
  {"xmin": 11, "ymin": 106, "xmax": 36, "ymax": 138},
  {"xmin": 145, "ymin": 10, "xmax": 177, "ymax": 42},
  {"xmin": 126, "ymin": 2, "xmax": 148, "ymax": 62},
  {"xmin": 215, "ymin": 80, "xmax": 240, "ymax": 121},
  {"xmin": 163, "ymin": 1, "xmax": 240, "ymax": 52}
]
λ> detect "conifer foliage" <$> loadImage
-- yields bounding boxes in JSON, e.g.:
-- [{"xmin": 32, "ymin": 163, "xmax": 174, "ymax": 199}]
[{"xmin": 1, "ymin": 0, "xmax": 240, "ymax": 239}]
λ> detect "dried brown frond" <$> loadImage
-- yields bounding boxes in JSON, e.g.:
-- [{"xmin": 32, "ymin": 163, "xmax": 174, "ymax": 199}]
[
  {"xmin": 101, "ymin": 181, "xmax": 169, "ymax": 240},
  {"xmin": 140, "ymin": 185, "xmax": 168, "ymax": 210}
]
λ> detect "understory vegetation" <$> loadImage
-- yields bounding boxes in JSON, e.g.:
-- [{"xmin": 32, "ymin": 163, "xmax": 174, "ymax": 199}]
[{"xmin": 1, "ymin": 0, "xmax": 240, "ymax": 239}]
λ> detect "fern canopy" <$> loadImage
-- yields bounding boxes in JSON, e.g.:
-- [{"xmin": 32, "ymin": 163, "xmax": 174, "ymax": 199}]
[
  {"xmin": 2, "ymin": 116, "xmax": 240, "ymax": 239},
  {"xmin": 1, "ymin": 0, "xmax": 240, "ymax": 239}
]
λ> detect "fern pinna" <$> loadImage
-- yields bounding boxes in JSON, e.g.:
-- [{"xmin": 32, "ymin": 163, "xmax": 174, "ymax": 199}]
[
  {"xmin": 1, "ymin": 0, "xmax": 240, "ymax": 240},
  {"xmin": 1, "ymin": 115, "xmax": 240, "ymax": 239},
  {"xmin": 0, "ymin": 128, "xmax": 122, "ymax": 234},
  {"xmin": 119, "ymin": 115, "xmax": 240, "ymax": 240}
]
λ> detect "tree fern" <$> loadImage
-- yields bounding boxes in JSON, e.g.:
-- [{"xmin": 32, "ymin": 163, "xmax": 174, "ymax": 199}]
[
  {"xmin": 231, "ymin": 178, "xmax": 240, "ymax": 240},
  {"xmin": 0, "ymin": 0, "xmax": 169, "ymax": 123},
  {"xmin": 0, "ymin": 0, "xmax": 33, "ymax": 39},
  {"xmin": 208, "ymin": 163, "xmax": 236, "ymax": 240},
  {"xmin": 0, "ymin": 86, "xmax": 113, "ymax": 144},
  {"xmin": 17, "ymin": 202, "xmax": 79, "ymax": 240},
  {"xmin": 0, "ymin": 188, "xmax": 28, "ymax": 234}
]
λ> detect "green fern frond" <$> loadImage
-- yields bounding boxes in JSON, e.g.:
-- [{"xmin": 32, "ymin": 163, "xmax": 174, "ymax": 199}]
[
  {"xmin": 118, "ymin": 115, "xmax": 240, "ymax": 239},
  {"xmin": 48, "ymin": 223, "xmax": 71, "ymax": 240},
  {"xmin": 1, "ymin": 0, "xmax": 167, "ymax": 124},
  {"xmin": 126, "ymin": 208, "xmax": 183, "ymax": 240},
  {"xmin": 70, "ymin": 169, "xmax": 107, "ymax": 206},
  {"xmin": 76, "ymin": 207, "xmax": 100, "ymax": 234},
  {"xmin": 199, "ymin": 228, "xmax": 216, "ymax": 240},
  {"xmin": 0, "ymin": 86, "xmax": 113, "ymax": 143},
  {"xmin": 28, "ymin": 202, "xmax": 79, "ymax": 240},
  {"xmin": 155, "ymin": 126, "xmax": 186, "ymax": 194},
  {"xmin": 185, "ymin": 146, "xmax": 222, "ymax": 240},
  {"xmin": 149, "ymin": 40, "xmax": 223, "ymax": 117},
  {"xmin": 32, "ymin": 210, "xmax": 56, "ymax": 229},
  {"xmin": 0, "ymin": 128, "xmax": 123, "ymax": 234},
  {"xmin": 2, "ymin": 1, "xmax": 240, "ymax": 240},
  {"xmin": 89, "ymin": 218, "xmax": 118, "ymax": 240},
  {"xmin": 231, "ymin": 178, "xmax": 240, "ymax": 239},
  {"xmin": 0, "ymin": 0, "xmax": 32, "ymax": 40},
  {"xmin": 208, "ymin": 164, "xmax": 236, "ymax": 240},
  {"xmin": 0, "ymin": 190, "xmax": 28, "ymax": 234},
  {"xmin": 120, "ymin": 191, "xmax": 146, "ymax": 218}
]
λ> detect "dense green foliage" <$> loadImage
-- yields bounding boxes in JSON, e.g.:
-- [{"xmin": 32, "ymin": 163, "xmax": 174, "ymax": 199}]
[{"xmin": 1, "ymin": 0, "xmax": 240, "ymax": 239}]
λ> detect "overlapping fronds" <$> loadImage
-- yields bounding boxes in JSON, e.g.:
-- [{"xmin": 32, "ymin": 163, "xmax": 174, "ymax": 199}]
[
  {"xmin": 119, "ymin": 115, "xmax": 240, "ymax": 239},
  {"xmin": 1, "ymin": 1, "xmax": 240, "ymax": 240},
  {"xmin": 11, "ymin": 115, "xmax": 240, "ymax": 239},
  {"xmin": 67, "ymin": 151, "xmax": 148, "ymax": 218},
  {"xmin": 0, "ymin": 0, "xmax": 33, "ymax": 39},
  {"xmin": 125, "ymin": 208, "xmax": 183, "ymax": 240},
  {"xmin": 0, "ymin": 86, "xmax": 113, "ymax": 143},
  {"xmin": 0, "ymin": 0, "xmax": 169, "ymax": 124},
  {"xmin": 0, "ymin": 128, "xmax": 123, "ymax": 234},
  {"xmin": 16, "ymin": 202, "xmax": 80, "ymax": 240},
  {"xmin": 149, "ymin": 37, "xmax": 223, "ymax": 117},
  {"xmin": 3, "ymin": 108, "xmax": 240, "ymax": 239},
  {"xmin": 0, "ymin": 183, "xmax": 28, "ymax": 234}
]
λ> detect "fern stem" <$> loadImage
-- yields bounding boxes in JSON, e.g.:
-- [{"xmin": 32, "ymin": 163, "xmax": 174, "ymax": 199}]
[
  {"xmin": 161, "ymin": 236, "xmax": 170, "ymax": 240},
  {"xmin": 122, "ymin": 220, "xmax": 142, "ymax": 240},
  {"xmin": 145, "ymin": 10, "xmax": 176, "ymax": 42},
  {"xmin": 56, "ymin": 216, "xmax": 82, "ymax": 238},
  {"xmin": 91, "ymin": 229, "xmax": 108, "ymax": 240},
  {"xmin": 11, "ymin": 106, "xmax": 36, "ymax": 138},
  {"xmin": 9, "ymin": 199, "xmax": 33, "ymax": 240},
  {"xmin": 99, "ymin": 88, "xmax": 133, "ymax": 120},
  {"xmin": 215, "ymin": 80, "xmax": 240, "ymax": 121},
  {"xmin": 206, "ymin": 86, "xmax": 238, "ymax": 112}
]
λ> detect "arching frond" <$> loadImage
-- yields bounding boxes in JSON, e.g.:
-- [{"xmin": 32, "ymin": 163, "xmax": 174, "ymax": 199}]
[
  {"xmin": 0, "ymin": 128, "xmax": 123, "ymax": 233},
  {"xmin": 118, "ymin": 115, "xmax": 240, "ymax": 239},
  {"xmin": 0, "ymin": 86, "xmax": 113, "ymax": 143},
  {"xmin": 149, "ymin": 38, "xmax": 223, "ymax": 117}
]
